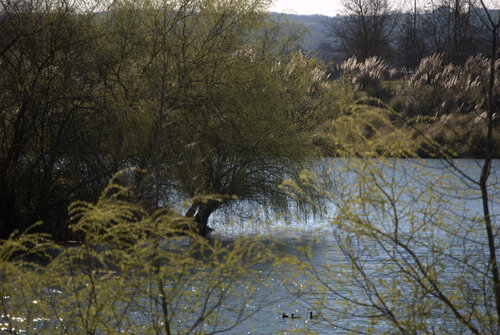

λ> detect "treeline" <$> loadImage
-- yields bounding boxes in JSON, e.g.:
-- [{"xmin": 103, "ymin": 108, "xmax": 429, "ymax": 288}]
[
  {"xmin": 0, "ymin": 0, "xmax": 329, "ymax": 240},
  {"xmin": 312, "ymin": 0, "xmax": 500, "ymax": 158},
  {"xmin": 322, "ymin": 0, "xmax": 495, "ymax": 68}
]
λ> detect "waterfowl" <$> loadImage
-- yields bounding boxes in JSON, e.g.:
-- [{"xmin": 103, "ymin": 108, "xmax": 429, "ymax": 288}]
[
  {"xmin": 309, "ymin": 312, "xmax": 315, "ymax": 319},
  {"xmin": 281, "ymin": 313, "xmax": 289, "ymax": 318},
  {"xmin": 291, "ymin": 313, "xmax": 301, "ymax": 319}
]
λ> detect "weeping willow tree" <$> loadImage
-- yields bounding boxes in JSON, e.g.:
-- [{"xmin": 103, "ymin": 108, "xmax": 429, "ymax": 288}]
[
  {"xmin": 70, "ymin": 0, "xmax": 324, "ymax": 235},
  {"xmin": 0, "ymin": 171, "xmax": 283, "ymax": 334},
  {"xmin": 128, "ymin": 0, "xmax": 320, "ymax": 234}
]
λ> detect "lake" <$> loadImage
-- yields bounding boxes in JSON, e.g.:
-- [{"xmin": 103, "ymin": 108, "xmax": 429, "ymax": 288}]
[
  {"xmin": 1, "ymin": 158, "xmax": 499, "ymax": 334},
  {"xmin": 207, "ymin": 158, "xmax": 500, "ymax": 334}
]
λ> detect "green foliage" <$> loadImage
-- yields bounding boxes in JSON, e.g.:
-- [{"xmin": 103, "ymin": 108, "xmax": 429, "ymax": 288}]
[
  {"xmin": 283, "ymin": 155, "xmax": 499, "ymax": 334},
  {"xmin": 0, "ymin": 0, "xmax": 327, "ymax": 238},
  {"xmin": 0, "ymin": 173, "xmax": 280, "ymax": 334},
  {"xmin": 312, "ymin": 97, "xmax": 417, "ymax": 157},
  {"xmin": 0, "ymin": 0, "xmax": 112, "ymax": 238},
  {"xmin": 115, "ymin": 0, "xmax": 330, "ymax": 231}
]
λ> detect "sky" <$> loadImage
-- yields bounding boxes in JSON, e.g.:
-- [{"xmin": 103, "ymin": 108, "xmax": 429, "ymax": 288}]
[{"xmin": 269, "ymin": 0, "xmax": 342, "ymax": 16}]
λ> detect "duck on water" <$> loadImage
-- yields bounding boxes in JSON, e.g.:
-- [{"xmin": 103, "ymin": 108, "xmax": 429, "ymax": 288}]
[{"xmin": 282, "ymin": 312, "xmax": 315, "ymax": 319}]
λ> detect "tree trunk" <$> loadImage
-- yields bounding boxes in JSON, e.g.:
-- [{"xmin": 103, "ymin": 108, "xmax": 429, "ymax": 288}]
[
  {"xmin": 194, "ymin": 211, "xmax": 212, "ymax": 236},
  {"xmin": 186, "ymin": 201, "xmax": 219, "ymax": 236},
  {"xmin": 482, "ymin": 22, "xmax": 500, "ymax": 323}
]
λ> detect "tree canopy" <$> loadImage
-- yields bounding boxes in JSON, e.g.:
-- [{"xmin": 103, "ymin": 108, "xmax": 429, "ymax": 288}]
[{"xmin": 0, "ymin": 0, "xmax": 333, "ymax": 238}]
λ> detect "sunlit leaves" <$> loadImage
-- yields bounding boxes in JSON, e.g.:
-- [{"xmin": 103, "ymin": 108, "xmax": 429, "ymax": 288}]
[
  {"xmin": 289, "ymin": 155, "xmax": 498, "ymax": 334},
  {"xmin": 0, "ymin": 175, "xmax": 280, "ymax": 334}
]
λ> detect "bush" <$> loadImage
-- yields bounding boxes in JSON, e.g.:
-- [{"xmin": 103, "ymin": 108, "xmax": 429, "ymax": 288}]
[{"xmin": 0, "ymin": 173, "xmax": 280, "ymax": 334}]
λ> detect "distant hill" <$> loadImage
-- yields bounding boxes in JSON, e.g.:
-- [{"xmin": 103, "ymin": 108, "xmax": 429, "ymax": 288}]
[
  {"xmin": 270, "ymin": 12, "xmax": 344, "ymax": 63},
  {"xmin": 270, "ymin": 13, "xmax": 330, "ymax": 48}
]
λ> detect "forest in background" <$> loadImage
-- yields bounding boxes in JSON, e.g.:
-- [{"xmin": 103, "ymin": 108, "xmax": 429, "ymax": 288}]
[{"xmin": 278, "ymin": 6, "xmax": 499, "ymax": 66}]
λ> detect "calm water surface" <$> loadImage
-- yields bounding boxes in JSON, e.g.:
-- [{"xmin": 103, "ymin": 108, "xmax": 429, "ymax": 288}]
[
  {"xmin": 207, "ymin": 158, "xmax": 500, "ymax": 334},
  {"xmin": 3, "ymin": 159, "xmax": 499, "ymax": 334}
]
